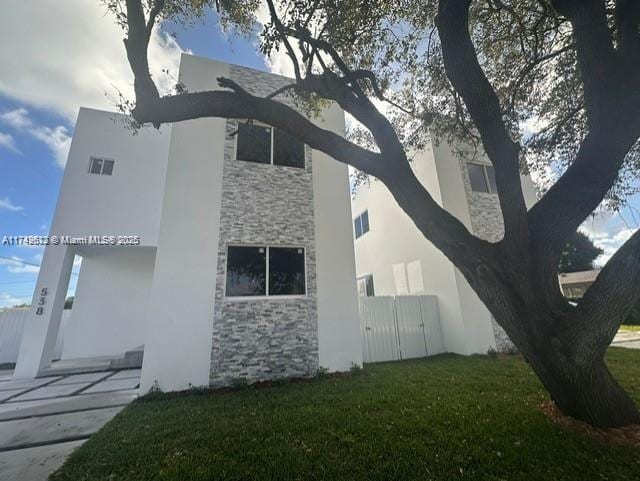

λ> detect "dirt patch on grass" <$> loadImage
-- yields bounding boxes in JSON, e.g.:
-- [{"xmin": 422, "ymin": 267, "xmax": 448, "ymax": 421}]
[{"xmin": 540, "ymin": 401, "xmax": 640, "ymax": 447}]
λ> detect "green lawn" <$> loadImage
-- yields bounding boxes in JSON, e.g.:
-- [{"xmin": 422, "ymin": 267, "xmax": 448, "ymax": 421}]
[
  {"xmin": 52, "ymin": 348, "xmax": 640, "ymax": 481},
  {"xmin": 620, "ymin": 325, "xmax": 640, "ymax": 332}
]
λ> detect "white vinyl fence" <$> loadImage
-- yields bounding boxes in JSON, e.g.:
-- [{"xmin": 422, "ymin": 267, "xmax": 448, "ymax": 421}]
[
  {"xmin": 0, "ymin": 309, "xmax": 70, "ymax": 364},
  {"xmin": 360, "ymin": 295, "xmax": 445, "ymax": 363}
]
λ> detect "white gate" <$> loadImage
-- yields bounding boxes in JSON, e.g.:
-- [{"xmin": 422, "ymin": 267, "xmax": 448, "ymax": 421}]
[
  {"xmin": 360, "ymin": 295, "xmax": 444, "ymax": 363},
  {"xmin": 0, "ymin": 309, "xmax": 71, "ymax": 364}
]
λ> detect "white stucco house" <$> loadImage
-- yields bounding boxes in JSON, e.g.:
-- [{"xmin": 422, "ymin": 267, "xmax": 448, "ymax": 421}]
[
  {"xmin": 13, "ymin": 54, "xmax": 362, "ymax": 392},
  {"xmin": 352, "ymin": 140, "xmax": 538, "ymax": 354}
]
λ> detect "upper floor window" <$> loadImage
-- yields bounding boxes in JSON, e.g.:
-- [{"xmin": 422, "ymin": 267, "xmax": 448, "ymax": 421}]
[
  {"xmin": 236, "ymin": 122, "xmax": 305, "ymax": 169},
  {"xmin": 354, "ymin": 210, "xmax": 370, "ymax": 239},
  {"xmin": 225, "ymin": 245, "xmax": 306, "ymax": 297},
  {"xmin": 357, "ymin": 274, "xmax": 375, "ymax": 297},
  {"xmin": 89, "ymin": 157, "xmax": 114, "ymax": 176},
  {"xmin": 468, "ymin": 163, "xmax": 497, "ymax": 193}
]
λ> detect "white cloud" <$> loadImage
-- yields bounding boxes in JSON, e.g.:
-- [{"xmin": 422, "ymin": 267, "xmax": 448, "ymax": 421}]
[
  {"xmin": 0, "ymin": 131, "xmax": 20, "ymax": 153},
  {"xmin": 592, "ymin": 227, "xmax": 637, "ymax": 266},
  {"xmin": 0, "ymin": 256, "xmax": 39, "ymax": 275},
  {"xmin": 29, "ymin": 125, "xmax": 72, "ymax": 168},
  {"xmin": 0, "ymin": 0, "xmax": 184, "ymax": 122},
  {"xmin": 0, "ymin": 197, "xmax": 24, "ymax": 213},
  {"xmin": 581, "ymin": 211, "xmax": 638, "ymax": 266},
  {"xmin": 0, "ymin": 108, "xmax": 72, "ymax": 167},
  {"xmin": 255, "ymin": 2, "xmax": 297, "ymax": 77},
  {"xmin": 0, "ymin": 292, "xmax": 29, "ymax": 309},
  {"xmin": 0, "ymin": 108, "xmax": 31, "ymax": 130}
]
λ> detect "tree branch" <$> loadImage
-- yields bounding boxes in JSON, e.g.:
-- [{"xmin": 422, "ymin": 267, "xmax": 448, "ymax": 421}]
[
  {"xmin": 528, "ymin": 0, "xmax": 640, "ymax": 262},
  {"xmin": 124, "ymin": 0, "xmax": 160, "ymax": 119},
  {"xmin": 551, "ymin": 0, "xmax": 619, "ymax": 121},
  {"xmin": 121, "ymin": 0, "xmax": 490, "ymax": 278},
  {"xmin": 436, "ymin": 0, "xmax": 529, "ymax": 249},
  {"xmin": 615, "ymin": 0, "xmax": 640, "ymax": 64},
  {"xmin": 574, "ymin": 228, "xmax": 640, "ymax": 355}
]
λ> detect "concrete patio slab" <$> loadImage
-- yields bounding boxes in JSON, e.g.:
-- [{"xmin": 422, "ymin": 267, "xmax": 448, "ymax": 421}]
[
  {"xmin": 0, "ymin": 390, "xmax": 27, "ymax": 403},
  {"xmin": 9, "ymin": 382, "xmax": 93, "ymax": 402},
  {"xmin": 0, "ymin": 367, "xmax": 139, "ymax": 480},
  {"xmin": 49, "ymin": 372, "xmax": 114, "ymax": 385},
  {"xmin": 0, "ymin": 406, "xmax": 123, "ymax": 451},
  {"xmin": 0, "ymin": 390, "xmax": 139, "ymax": 422},
  {"xmin": 83, "ymin": 377, "xmax": 140, "ymax": 394},
  {"xmin": 0, "ymin": 377, "xmax": 61, "ymax": 392},
  {"xmin": 109, "ymin": 368, "xmax": 142, "ymax": 380},
  {"xmin": 0, "ymin": 439, "xmax": 85, "ymax": 481}
]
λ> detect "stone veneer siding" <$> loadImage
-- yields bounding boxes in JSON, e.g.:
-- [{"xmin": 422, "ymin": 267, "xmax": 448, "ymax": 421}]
[
  {"xmin": 459, "ymin": 160, "xmax": 516, "ymax": 353},
  {"xmin": 210, "ymin": 65, "xmax": 318, "ymax": 386}
]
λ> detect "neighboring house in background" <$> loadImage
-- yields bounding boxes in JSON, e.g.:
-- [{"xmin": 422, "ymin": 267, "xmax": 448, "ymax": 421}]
[
  {"xmin": 559, "ymin": 269, "xmax": 601, "ymax": 299},
  {"xmin": 352, "ymin": 141, "xmax": 538, "ymax": 354},
  {"xmin": 13, "ymin": 54, "xmax": 362, "ymax": 392}
]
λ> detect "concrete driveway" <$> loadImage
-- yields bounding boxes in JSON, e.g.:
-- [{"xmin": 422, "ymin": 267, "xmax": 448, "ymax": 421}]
[{"xmin": 0, "ymin": 369, "xmax": 140, "ymax": 481}]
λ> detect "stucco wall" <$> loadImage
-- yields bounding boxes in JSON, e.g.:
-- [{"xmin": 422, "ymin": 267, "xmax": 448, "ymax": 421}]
[
  {"xmin": 51, "ymin": 108, "xmax": 171, "ymax": 247},
  {"xmin": 312, "ymin": 105, "xmax": 363, "ymax": 372},
  {"xmin": 61, "ymin": 247, "xmax": 155, "ymax": 359},
  {"xmin": 353, "ymin": 137, "xmax": 538, "ymax": 355},
  {"xmin": 352, "ymin": 144, "xmax": 472, "ymax": 354},
  {"xmin": 210, "ymin": 65, "xmax": 318, "ymax": 385},
  {"xmin": 140, "ymin": 55, "xmax": 228, "ymax": 392}
]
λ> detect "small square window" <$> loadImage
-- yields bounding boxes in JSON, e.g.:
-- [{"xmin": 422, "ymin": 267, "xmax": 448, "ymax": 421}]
[
  {"xmin": 236, "ymin": 123, "xmax": 271, "ymax": 165},
  {"xmin": 357, "ymin": 275, "xmax": 375, "ymax": 297},
  {"xmin": 89, "ymin": 157, "xmax": 115, "ymax": 176},
  {"xmin": 354, "ymin": 210, "xmax": 369, "ymax": 239},
  {"xmin": 102, "ymin": 159, "xmax": 115, "ymax": 176},
  {"xmin": 269, "ymin": 247, "xmax": 306, "ymax": 295},
  {"xmin": 225, "ymin": 246, "xmax": 266, "ymax": 296},
  {"xmin": 273, "ymin": 129, "xmax": 305, "ymax": 168},
  {"xmin": 468, "ymin": 163, "xmax": 490, "ymax": 193},
  {"xmin": 354, "ymin": 216, "xmax": 363, "ymax": 239},
  {"xmin": 89, "ymin": 158, "xmax": 103, "ymax": 174},
  {"xmin": 361, "ymin": 210, "xmax": 369, "ymax": 235}
]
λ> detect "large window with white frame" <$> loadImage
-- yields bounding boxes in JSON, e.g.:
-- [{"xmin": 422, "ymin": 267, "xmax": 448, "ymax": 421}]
[
  {"xmin": 88, "ymin": 157, "xmax": 115, "ymax": 176},
  {"xmin": 354, "ymin": 210, "xmax": 370, "ymax": 239},
  {"xmin": 225, "ymin": 245, "xmax": 306, "ymax": 297},
  {"xmin": 467, "ymin": 163, "xmax": 497, "ymax": 194},
  {"xmin": 235, "ymin": 122, "xmax": 305, "ymax": 168}
]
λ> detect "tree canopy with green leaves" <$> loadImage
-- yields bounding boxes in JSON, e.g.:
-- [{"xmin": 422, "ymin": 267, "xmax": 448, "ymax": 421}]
[
  {"xmin": 105, "ymin": 0, "xmax": 640, "ymax": 428},
  {"xmin": 559, "ymin": 231, "xmax": 603, "ymax": 273}
]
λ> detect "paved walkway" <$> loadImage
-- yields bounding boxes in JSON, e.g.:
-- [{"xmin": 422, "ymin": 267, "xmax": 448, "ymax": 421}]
[
  {"xmin": 0, "ymin": 369, "xmax": 140, "ymax": 481},
  {"xmin": 612, "ymin": 330, "xmax": 640, "ymax": 349}
]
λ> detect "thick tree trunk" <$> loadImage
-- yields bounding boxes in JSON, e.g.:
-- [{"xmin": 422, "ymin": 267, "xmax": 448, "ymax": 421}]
[
  {"xmin": 491, "ymin": 299, "xmax": 640, "ymax": 427},
  {"xmin": 526, "ymin": 346, "xmax": 640, "ymax": 428},
  {"xmin": 469, "ymin": 248, "xmax": 640, "ymax": 429}
]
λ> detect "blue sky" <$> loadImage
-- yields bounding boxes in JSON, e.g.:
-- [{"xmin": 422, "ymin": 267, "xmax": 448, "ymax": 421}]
[
  {"xmin": 0, "ymin": 1, "xmax": 270, "ymax": 307},
  {"xmin": 0, "ymin": 1, "xmax": 638, "ymax": 307}
]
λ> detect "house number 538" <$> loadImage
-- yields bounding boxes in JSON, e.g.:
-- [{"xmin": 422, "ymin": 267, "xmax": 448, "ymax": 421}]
[{"xmin": 35, "ymin": 287, "xmax": 48, "ymax": 315}]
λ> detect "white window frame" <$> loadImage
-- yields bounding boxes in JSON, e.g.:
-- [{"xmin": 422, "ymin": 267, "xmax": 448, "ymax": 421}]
[
  {"xmin": 223, "ymin": 244, "xmax": 308, "ymax": 301},
  {"xmin": 467, "ymin": 162, "xmax": 498, "ymax": 194},
  {"xmin": 357, "ymin": 274, "xmax": 375, "ymax": 297},
  {"xmin": 88, "ymin": 157, "xmax": 115, "ymax": 176},
  {"xmin": 233, "ymin": 120, "xmax": 306, "ymax": 169},
  {"xmin": 353, "ymin": 209, "xmax": 370, "ymax": 240}
]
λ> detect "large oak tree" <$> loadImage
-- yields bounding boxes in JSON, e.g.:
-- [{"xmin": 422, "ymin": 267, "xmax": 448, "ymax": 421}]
[{"xmin": 106, "ymin": 0, "xmax": 640, "ymax": 428}]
